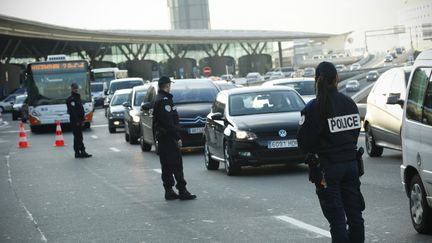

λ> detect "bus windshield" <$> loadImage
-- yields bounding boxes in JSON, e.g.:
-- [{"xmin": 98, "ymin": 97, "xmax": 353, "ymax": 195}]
[
  {"xmin": 93, "ymin": 72, "xmax": 115, "ymax": 85},
  {"xmin": 28, "ymin": 71, "xmax": 91, "ymax": 106}
]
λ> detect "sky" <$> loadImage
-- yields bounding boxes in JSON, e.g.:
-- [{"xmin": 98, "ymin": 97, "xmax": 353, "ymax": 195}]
[{"xmin": 0, "ymin": 0, "xmax": 409, "ymax": 50}]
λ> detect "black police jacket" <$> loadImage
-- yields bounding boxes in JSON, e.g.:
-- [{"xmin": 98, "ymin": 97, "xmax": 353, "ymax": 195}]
[
  {"xmin": 297, "ymin": 88, "xmax": 360, "ymax": 163},
  {"xmin": 153, "ymin": 90, "xmax": 181, "ymax": 141},
  {"xmin": 66, "ymin": 92, "xmax": 85, "ymax": 124}
]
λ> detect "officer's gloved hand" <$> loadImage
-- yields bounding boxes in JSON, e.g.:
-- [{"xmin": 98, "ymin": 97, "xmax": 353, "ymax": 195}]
[{"xmin": 177, "ymin": 139, "xmax": 182, "ymax": 148}]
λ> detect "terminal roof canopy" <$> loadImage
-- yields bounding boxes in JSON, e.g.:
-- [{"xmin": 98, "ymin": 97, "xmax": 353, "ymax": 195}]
[{"xmin": 0, "ymin": 14, "xmax": 336, "ymax": 44}]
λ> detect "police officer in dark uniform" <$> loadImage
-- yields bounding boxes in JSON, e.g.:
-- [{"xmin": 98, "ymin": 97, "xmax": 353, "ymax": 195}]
[
  {"xmin": 297, "ymin": 62, "xmax": 365, "ymax": 243},
  {"xmin": 153, "ymin": 76, "xmax": 196, "ymax": 201},
  {"xmin": 66, "ymin": 83, "xmax": 92, "ymax": 159}
]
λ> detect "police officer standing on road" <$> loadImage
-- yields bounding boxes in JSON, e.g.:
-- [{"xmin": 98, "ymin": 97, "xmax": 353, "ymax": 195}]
[
  {"xmin": 153, "ymin": 76, "xmax": 196, "ymax": 201},
  {"xmin": 297, "ymin": 62, "xmax": 365, "ymax": 243},
  {"xmin": 66, "ymin": 83, "xmax": 92, "ymax": 159}
]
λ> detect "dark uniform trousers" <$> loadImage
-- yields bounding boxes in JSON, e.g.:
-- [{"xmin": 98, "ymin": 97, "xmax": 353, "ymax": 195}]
[
  {"xmin": 158, "ymin": 137, "xmax": 187, "ymax": 191},
  {"xmin": 314, "ymin": 160, "xmax": 365, "ymax": 243},
  {"xmin": 71, "ymin": 122, "xmax": 85, "ymax": 153}
]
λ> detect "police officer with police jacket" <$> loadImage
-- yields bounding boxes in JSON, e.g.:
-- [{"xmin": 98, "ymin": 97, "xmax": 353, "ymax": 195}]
[
  {"xmin": 66, "ymin": 83, "xmax": 92, "ymax": 159},
  {"xmin": 297, "ymin": 62, "xmax": 365, "ymax": 243},
  {"xmin": 153, "ymin": 76, "xmax": 196, "ymax": 201}
]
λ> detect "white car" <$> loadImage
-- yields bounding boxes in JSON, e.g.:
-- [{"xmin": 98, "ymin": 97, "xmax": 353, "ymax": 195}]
[
  {"xmin": 262, "ymin": 77, "xmax": 316, "ymax": 103},
  {"xmin": 0, "ymin": 94, "xmax": 17, "ymax": 113},
  {"xmin": 345, "ymin": 80, "xmax": 360, "ymax": 92},
  {"xmin": 350, "ymin": 63, "xmax": 361, "ymax": 71},
  {"xmin": 399, "ymin": 49, "xmax": 432, "ymax": 234}
]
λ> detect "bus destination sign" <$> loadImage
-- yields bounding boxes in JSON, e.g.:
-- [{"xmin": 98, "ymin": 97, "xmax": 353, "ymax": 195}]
[{"xmin": 31, "ymin": 61, "xmax": 87, "ymax": 73}]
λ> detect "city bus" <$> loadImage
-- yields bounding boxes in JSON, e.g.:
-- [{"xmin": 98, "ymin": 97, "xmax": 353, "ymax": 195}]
[
  {"xmin": 91, "ymin": 67, "xmax": 128, "ymax": 92},
  {"xmin": 26, "ymin": 59, "xmax": 93, "ymax": 132}
]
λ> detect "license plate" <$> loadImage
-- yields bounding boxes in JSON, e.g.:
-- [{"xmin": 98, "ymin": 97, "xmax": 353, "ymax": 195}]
[
  {"xmin": 267, "ymin": 139, "xmax": 298, "ymax": 149},
  {"xmin": 188, "ymin": 127, "xmax": 204, "ymax": 134}
]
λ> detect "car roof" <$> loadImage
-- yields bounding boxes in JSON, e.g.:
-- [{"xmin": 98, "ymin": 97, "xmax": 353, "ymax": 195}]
[
  {"xmin": 222, "ymin": 85, "xmax": 295, "ymax": 95},
  {"xmin": 111, "ymin": 77, "xmax": 144, "ymax": 83},
  {"xmin": 132, "ymin": 83, "xmax": 151, "ymax": 92},
  {"xmin": 263, "ymin": 77, "xmax": 314, "ymax": 86},
  {"xmin": 113, "ymin": 88, "xmax": 132, "ymax": 95}
]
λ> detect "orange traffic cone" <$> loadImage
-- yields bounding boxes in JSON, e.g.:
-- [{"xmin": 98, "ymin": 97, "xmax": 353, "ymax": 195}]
[
  {"xmin": 18, "ymin": 121, "xmax": 29, "ymax": 148},
  {"xmin": 54, "ymin": 121, "xmax": 65, "ymax": 147}
]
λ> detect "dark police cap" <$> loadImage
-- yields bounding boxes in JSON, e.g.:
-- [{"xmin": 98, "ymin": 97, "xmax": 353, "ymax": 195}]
[
  {"xmin": 315, "ymin": 61, "xmax": 337, "ymax": 80},
  {"xmin": 158, "ymin": 76, "xmax": 174, "ymax": 86},
  {"xmin": 71, "ymin": 83, "xmax": 79, "ymax": 89}
]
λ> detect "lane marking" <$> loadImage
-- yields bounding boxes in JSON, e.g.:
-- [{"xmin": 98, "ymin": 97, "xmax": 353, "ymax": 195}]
[
  {"xmin": 91, "ymin": 124, "xmax": 108, "ymax": 128},
  {"xmin": 275, "ymin": 215, "xmax": 331, "ymax": 238},
  {"xmin": 5, "ymin": 155, "xmax": 48, "ymax": 242},
  {"xmin": 109, "ymin": 147, "xmax": 120, "ymax": 153},
  {"xmin": 91, "ymin": 135, "xmax": 98, "ymax": 139},
  {"xmin": 153, "ymin": 169, "xmax": 162, "ymax": 174}
]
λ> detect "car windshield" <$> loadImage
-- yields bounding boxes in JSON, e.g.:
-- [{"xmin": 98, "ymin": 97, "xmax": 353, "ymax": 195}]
[
  {"xmin": 280, "ymin": 81, "xmax": 315, "ymax": 96},
  {"xmin": 110, "ymin": 80, "xmax": 143, "ymax": 94},
  {"xmin": 134, "ymin": 90, "xmax": 147, "ymax": 106},
  {"xmin": 91, "ymin": 83, "xmax": 103, "ymax": 92},
  {"xmin": 229, "ymin": 90, "xmax": 305, "ymax": 116},
  {"xmin": 111, "ymin": 93, "xmax": 129, "ymax": 106}
]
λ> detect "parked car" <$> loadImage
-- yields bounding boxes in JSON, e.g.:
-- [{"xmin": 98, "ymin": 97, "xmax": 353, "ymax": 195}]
[
  {"xmin": 350, "ymin": 63, "xmax": 361, "ymax": 71},
  {"xmin": 262, "ymin": 78, "xmax": 316, "ymax": 103},
  {"xmin": 0, "ymin": 94, "xmax": 17, "ymax": 113},
  {"xmin": 345, "ymin": 80, "xmax": 360, "ymax": 92},
  {"xmin": 139, "ymin": 79, "xmax": 219, "ymax": 152},
  {"xmin": 335, "ymin": 64, "xmax": 347, "ymax": 72},
  {"xmin": 366, "ymin": 71, "xmax": 379, "ymax": 81},
  {"xmin": 104, "ymin": 78, "xmax": 145, "ymax": 115},
  {"xmin": 12, "ymin": 94, "xmax": 27, "ymax": 120},
  {"xmin": 399, "ymin": 49, "xmax": 432, "ymax": 233},
  {"xmin": 302, "ymin": 67, "xmax": 315, "ymax": 77},
  {"xmin": 123, "ymin": 84, "xmax": 150, "ymax": 144},
  {"xmin": 363, "ymin": 66, "xmax": 412, "ymax": 157},
  {"xmin": 246, "ymin": 72, "xmax": 263, "ymax": 84},
  {"xmin": 107, "ymin": 89, "xmax": 132, "ymax": 133},
  {"xmin": 91, "ymin": 82, "xmax": 105, "ymax": 107},
  {"xmin": 203, "ymin": 86, "xmax": 306, "ymax": 175}
]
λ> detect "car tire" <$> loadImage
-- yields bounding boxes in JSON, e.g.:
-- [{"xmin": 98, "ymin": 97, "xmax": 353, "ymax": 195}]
[
  {"xmin": 409, "ymin": 174, "xmax": 432, "ymax": 234},
  {"xmin": 84, "ymin": 122, "xmax": 91, "ymax": 129},
  {"xmin": 140, "ymin": 131, "xmax": 151, "ymax": 152},
  {"xmin": 365, "ymin": 125, "xmax": 383, "ymax": 157},
  {"xmin": 204, "ymin": 142, "xmax": 219, "ymax": 170},
  {"xmin": 224, "ymin": 140, "xmax": 240, "ymax": 176},
  {"xmin": 129, "ymin": 127, "xmax": 139, "ymax": 145},
  {"xmin": 109, "ymin": 126, "xmax": 116, "ymax": 133},
  {"xmin": 0, "ymin": 106, "xmax": 4, "ymax": 113}
]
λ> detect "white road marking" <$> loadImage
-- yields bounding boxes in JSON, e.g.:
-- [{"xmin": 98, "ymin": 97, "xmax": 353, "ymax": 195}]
[
  {"xmin": 5, "ymin": 155, "xmax": 48, "ymax": 242},
  {"xmin": 275, "ymin": 215, "xmax": 331, "ymax": 238},
  {"xmin": 109, "ymin": 147, "xmax": 121, "ymax": 153},
  {"xmin": 91, "ymin": 135, "xmax": 98, "ymax": 139},
  {"xmin": 91, "ymin": 124, "xmax": 108, "ymax": 128},
  {"xmin": 153, "ymin": 169, "xmax": 162, "ymax": 174}
]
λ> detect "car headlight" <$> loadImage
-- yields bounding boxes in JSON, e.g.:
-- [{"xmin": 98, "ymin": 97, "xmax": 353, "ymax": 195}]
[{"xmin": 235, "ymin": 130, "xmax": 257, "ymax": 141}]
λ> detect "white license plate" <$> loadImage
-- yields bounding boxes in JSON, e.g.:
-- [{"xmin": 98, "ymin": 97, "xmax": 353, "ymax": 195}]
[
  {"xmin": 267, "ymin": 139, "xmax": 298, "ymax": 149},
  {"xmin": 188, "ymin": 127, "xmax": 204, "ymax": 134}
]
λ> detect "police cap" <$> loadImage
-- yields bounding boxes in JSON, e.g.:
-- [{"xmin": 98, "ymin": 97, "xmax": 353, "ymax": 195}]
[
  {"xmin": 158, "ymin": 76, "xmax": 174, "ymax": 86},
  {"xmin": 315, "ymin": 61, "xmax": 337, "ymax": 80}
]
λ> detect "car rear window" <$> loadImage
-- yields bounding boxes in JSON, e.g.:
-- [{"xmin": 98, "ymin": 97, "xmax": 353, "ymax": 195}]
[{"xmin": 171, "ymin": 81, "xmax": 218, "ymax": 104}]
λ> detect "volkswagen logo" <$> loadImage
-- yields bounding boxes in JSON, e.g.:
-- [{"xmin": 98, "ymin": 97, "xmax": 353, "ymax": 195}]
[{"xmin": 278, "ymin": 129, "xmax": 287, "ymax": 137}]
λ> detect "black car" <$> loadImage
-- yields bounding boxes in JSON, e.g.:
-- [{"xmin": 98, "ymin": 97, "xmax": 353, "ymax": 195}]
[
  {"xmin": 123, "ymin": 84, "xmax": 150, "ymax": 144},
  {"xmin": 366, "ymin": 71, "xmax": 379, "ymax": 81},
  {"xmin": 107, "ymin": 89, "xmax": 132, "ymax": 133},
  {"xmin": 204, "ymin": 86, "xmax": 306, "ymax": 175},
  {"xmin": 139, "ymin": 79, "xmax": 219, "ymax": 152}
]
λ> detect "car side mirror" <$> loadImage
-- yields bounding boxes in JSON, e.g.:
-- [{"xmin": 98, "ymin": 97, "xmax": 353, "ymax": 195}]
[
  {"xmin": 211, "ymin": 112, "xmax": 223, "ymax": 120},
  {"xmin": 141, "ymin": 102, "xmax": 152, "ymax": 111},
  {"xmin": 122, "ymin": 102, "xmax": 131, "ymax": 108},
  {"xmin": 104, "ymin": 90, "xmax": 108, "ymax": 96},
  {"xmin": 386, "ymin": 95, "xmax": 404, "ymax": 107}
]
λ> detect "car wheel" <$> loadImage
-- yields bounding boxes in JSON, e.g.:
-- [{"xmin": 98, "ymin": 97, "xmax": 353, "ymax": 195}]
[
  {"xmin": 409, "ymin": 174, "xmax": 432, "ymax": 233},
  {"xmin": 0, "ymin": 106, "xmax": 4, "ymax": 113},
  {"xmin": 224, "ymin": 140, "xmax": 240, "ymax": 176},
  {"xmin": 129, "ymin": 127, "xmax": 139, "ymax": 145},
  {"xmin": 365, "ymin": 125, "xmax": 383, "ymax": 157},
  {"xmin": 204, "ymin": 142, "xmax": 219, "ymax": 170},
  {"xmin": 84, "ymin": 122, "xmax": 91, "ymax": 129},
  {"xmin": 109, "ymin": 126, "xmax": 116, "ymax": 133},
  {"xmin": 140, "ymin": 131, "xmax": 151, "ymax": 151}
]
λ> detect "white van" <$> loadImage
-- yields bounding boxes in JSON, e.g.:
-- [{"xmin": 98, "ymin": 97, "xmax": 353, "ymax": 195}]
[{"xmin": 399, "ymin": 49, "xmax": 432, "ymax": 233}]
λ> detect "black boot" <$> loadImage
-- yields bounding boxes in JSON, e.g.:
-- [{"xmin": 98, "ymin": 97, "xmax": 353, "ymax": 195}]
[
  {"xmin": 165, "ymin": 188, "xmax": 179, "ymax": 200},
  {"xmin": 75, "ymin": 152, "xmax": 82, "ymax": 158},
  {"xmin": 178, "ymin": 189, "xmax": 196, "ymax": 200},
  {"xmin": 80, "ymin": 151, "xmax": 92, "ymax": 158}
]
